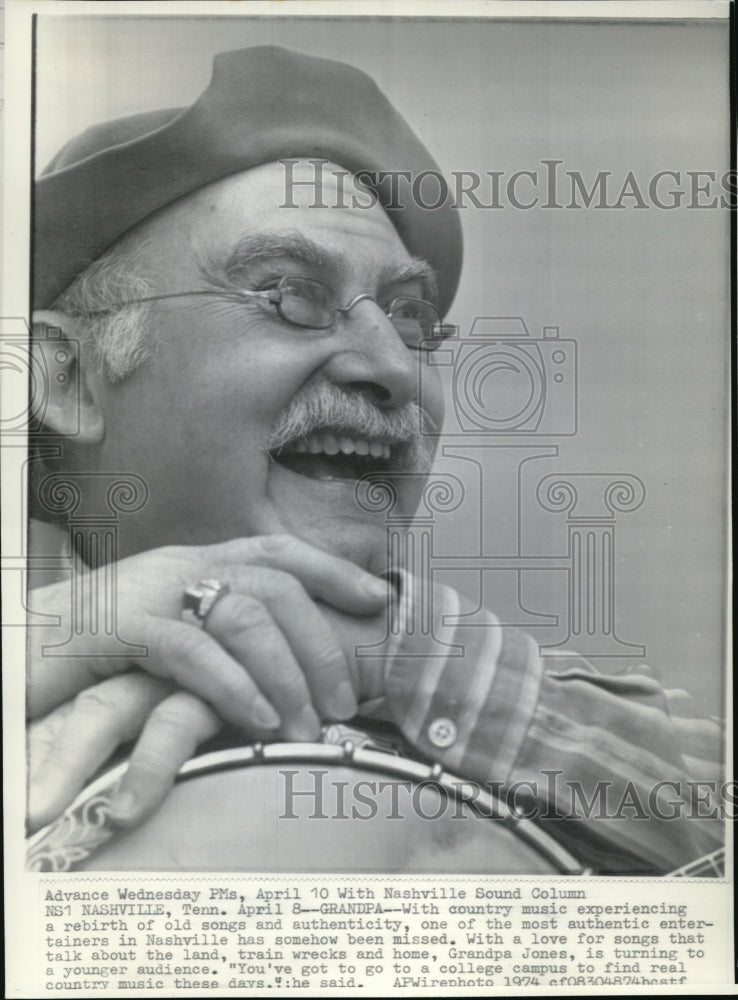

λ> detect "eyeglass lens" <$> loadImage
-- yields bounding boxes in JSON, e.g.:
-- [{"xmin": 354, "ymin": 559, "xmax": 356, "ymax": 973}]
[{"xmin": 274, "ymin": 276, "xmax": 445, "ymax": 348}]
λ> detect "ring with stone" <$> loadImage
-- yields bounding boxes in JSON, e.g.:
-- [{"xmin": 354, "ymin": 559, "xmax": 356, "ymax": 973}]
[{"xmin": 182, "ymin": 579, "xmax": 231, "ymax": 628}]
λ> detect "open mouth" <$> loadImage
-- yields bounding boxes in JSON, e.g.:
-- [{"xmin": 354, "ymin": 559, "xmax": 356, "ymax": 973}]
[{"xmin": 270, "ymin": 429, "xmax": 403, "ymax": 481}]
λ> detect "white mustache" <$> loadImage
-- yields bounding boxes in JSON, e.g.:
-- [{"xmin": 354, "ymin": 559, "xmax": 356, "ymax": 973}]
[{"xmin": 265, "ymin": 380, "xmax": 436, "ymax": 473}]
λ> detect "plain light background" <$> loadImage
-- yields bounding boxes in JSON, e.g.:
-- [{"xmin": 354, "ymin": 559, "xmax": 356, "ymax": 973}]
[{"xmin": 34, "ymin": 14, "xmax": 730, "ymax": 713}]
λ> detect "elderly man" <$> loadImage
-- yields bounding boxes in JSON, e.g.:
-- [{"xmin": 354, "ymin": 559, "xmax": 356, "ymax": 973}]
[{"xmin": 26, "ymin": 47, "xmax": 722, "ymax": 873}]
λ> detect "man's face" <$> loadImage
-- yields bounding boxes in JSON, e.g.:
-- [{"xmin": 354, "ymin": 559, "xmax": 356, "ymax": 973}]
[{"xmin": 82, "ymin": 161, "xmax": 445, "ymax": 572}]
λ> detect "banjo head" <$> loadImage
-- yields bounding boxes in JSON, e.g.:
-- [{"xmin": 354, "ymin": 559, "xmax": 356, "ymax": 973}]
[{"xmin": 28, "ymin": 730, "xmax": 585, "ymax": 875}]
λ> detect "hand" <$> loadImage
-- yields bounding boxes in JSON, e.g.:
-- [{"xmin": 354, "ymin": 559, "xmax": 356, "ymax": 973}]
[
  {"xmin": 28, "ymin": 671, "xmax": 227, "ymax": 832},
  {"xmin": 27, "ymin": 534, "xmax": 390, "ymax": 733},
  {"xmin": 29, "ymin": 593, "xmax": 393, "ymax": 834},
  {"xmin": 27, "ymin": 535, "xmax": 392, "ymax": 829}
]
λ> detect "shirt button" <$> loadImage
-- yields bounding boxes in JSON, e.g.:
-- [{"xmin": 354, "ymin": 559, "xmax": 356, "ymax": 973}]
[{"xmin": 427, "ymin": 717, "xmax": 457, "ymax": 748}]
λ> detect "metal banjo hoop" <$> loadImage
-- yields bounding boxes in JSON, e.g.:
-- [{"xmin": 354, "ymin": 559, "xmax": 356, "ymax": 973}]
[{"xmin": 27, "ymin": 726, "xmax": 587, "ymax": 875}]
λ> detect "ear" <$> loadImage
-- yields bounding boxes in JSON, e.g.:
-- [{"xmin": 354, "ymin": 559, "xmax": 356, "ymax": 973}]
[{"xmin": 31, "ymin": 310, "xmax": 105, "ymax": 443}]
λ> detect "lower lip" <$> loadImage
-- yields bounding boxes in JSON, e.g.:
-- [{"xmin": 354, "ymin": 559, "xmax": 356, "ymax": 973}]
[{"xmin": 270, "ymin": 459, "xmax": 363, "ymax": 493}]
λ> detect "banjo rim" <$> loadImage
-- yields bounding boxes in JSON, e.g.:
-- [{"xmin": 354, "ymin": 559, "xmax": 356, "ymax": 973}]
[{"xmin": 27, "ymin": 739, "xmax": 587, "ymax": 875}]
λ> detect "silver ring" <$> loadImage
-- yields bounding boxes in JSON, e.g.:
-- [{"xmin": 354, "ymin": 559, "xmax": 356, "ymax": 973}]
[{"xmin": 182, "ymin": 578, "xmax": 231, "ymax": 628}]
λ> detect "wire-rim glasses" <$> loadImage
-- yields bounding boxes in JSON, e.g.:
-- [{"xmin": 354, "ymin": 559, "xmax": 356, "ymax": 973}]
[{"xmin": 79, "ymin": 274, "xmax": 453, "ymax": 351}]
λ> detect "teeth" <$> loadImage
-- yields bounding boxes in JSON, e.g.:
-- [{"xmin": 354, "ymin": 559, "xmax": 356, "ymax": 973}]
[
  {"xmin": 322, "ymin": 433, "xmax": 339, "ymax": 455},
  {"xmin": 284, "ymin": 432, "xmax": 393, "ymax": 460}
]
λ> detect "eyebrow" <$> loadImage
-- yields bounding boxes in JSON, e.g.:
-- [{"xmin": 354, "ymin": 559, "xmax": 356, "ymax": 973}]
[{"xmin": 198, "ymin": 230, "xmax": 439, "ymax": 303}]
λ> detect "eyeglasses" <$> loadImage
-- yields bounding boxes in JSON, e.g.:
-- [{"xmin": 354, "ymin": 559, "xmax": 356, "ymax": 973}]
[{"xmin": 82, "ymin": 275, "xmax": 454, "ymax": 351}]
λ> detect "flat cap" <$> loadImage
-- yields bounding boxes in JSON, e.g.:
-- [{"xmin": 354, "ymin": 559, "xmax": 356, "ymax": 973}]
[{"xmin": 34, "ymin": 46, "xmax": 463, "ymax": 314}]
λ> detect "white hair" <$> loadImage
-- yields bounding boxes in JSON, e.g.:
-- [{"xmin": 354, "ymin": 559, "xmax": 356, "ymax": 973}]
[{"xmin": 52, "ymin": 235, "xmax": 155, "ymax": 382}]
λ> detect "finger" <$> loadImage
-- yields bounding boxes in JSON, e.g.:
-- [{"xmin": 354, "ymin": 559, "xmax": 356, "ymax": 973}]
[
  {"xmin": 208, "ymin": 535, "xmax": 391, "ymax": 613},
  {"xmin": 681, "ymin": 753, "xmax": 725, "ymax": 783},
  {"xmin": 211, "ymin": 568, "xmax": 357, "ymax": 721},
  {"xmin": 141, "ymin": 616, "xmax": 281, "ymax": 732},
  {"xmin": 28, "ymin": 654, "xmax": 100, "ymax": 722},
  {"xmin": 27, "ymin": 673, "xmax": 171, "ymax": 833},
  {"xmin": 665, "ymin": 688, "xmax": 698, "ymax": 717},
  {"xmin": 27, "ymin": 699, "xmax": 76, "ymax": 767},
  {"xmin": 107, "ymin": 691, "xmax": 221, "ymax": 827},
  {"xmin": 670, "ymin": 716, "xmax": 724, "ymax": 760},
  {"xmin": 203, "ymin": 591, "xmax": 321, "ymax": 741}
]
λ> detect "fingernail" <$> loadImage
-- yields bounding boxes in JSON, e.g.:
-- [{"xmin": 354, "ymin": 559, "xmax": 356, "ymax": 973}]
[
  {"xmin": 287, "ymin": 705, "xmax": 321, "ymax": 742},
  {"xmin": 329, "ymin": 680, "xmax": 357, "ymax": 721},
  {"xmin": 108, "ymin": 789, "xmax": 137, "ymax": 822},
  {"xmin": 253, "ymin": 699, "xmax": 281, "ymax": 730},
  {"xmin": 362, "ymin": 575, "xmax": 389, "ymax": 598}
]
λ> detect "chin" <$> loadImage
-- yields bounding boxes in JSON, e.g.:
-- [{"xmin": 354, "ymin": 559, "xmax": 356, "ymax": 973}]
[
  {"xmin": 285, "ymin": 516, "xmax": 390, "ymax": 574},
  {"xmin": 265, "ymin": 458, "xmax": 411, "ymax": 574}
]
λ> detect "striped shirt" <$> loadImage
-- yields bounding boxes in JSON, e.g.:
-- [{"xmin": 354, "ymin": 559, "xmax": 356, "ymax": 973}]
[{"xmin": 359, "ymin": 573, "xmax": 725, "ymax": 875}]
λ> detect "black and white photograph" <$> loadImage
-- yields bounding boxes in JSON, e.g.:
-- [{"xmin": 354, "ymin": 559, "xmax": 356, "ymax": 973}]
[{"xmin": 3, "ymin": 0, "xmax": 734, "ymax": 994}]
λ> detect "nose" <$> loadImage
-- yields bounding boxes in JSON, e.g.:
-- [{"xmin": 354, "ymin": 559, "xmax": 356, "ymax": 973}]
[{"xmin": 321, "ymin": 299, "xmax": 420, "ymax": 409}]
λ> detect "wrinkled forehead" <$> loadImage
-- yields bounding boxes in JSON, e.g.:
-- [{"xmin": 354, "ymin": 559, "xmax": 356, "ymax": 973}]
[{"xmin": 132, "ymin": 160, "xmax": 435, "ymax": 292}]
